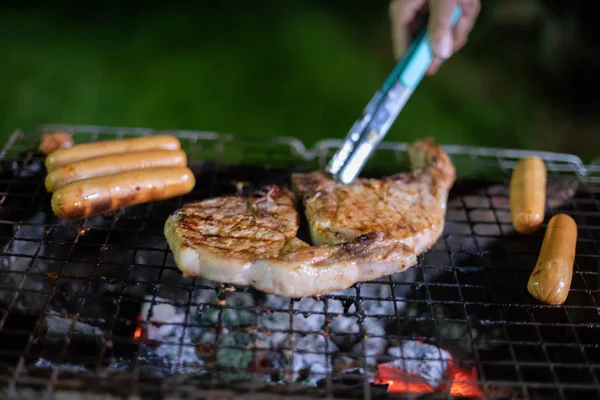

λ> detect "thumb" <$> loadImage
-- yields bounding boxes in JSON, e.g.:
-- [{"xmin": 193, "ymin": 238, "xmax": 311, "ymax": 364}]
[
  {"xmin": 426, "ymin": 0, "xmax": 456, "ymax": 59},
  {"xmin": 389, "ymin": 0, "xmax": 426, "ymax": 60}
]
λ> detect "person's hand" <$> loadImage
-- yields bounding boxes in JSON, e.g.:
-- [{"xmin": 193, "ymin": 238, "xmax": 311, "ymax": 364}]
[{"xmin": 389, "ymin": 0, "xmax": 481, "ymax": 75}]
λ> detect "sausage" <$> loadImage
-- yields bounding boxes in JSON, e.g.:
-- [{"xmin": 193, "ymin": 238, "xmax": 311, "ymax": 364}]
[
  {"xmin": 51, "ymin": 166, "xmax": 195, "ymax": 220},
  {"xmin": 45, "ymin": 149, "xmax": 187, "ymax": 192},
  {"xmin": 509, "ymin": 156, "xmax": 547, "ymax": 234},
  {"xmin": 45, "ymin": 135, "xmax": 181, "ymax": 171},
  {"xmin": 39, "ymin": 132, "xmax": 74, "ymax": 155},
  {"xmin": 527, "ymin": 214, "xmax": 577, "ymax": 305}
]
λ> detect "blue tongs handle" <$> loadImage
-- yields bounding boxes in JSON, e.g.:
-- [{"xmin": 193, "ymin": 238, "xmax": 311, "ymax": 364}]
[{"xmin": 326, "ymin": 6, "xmax": 462, "ymax": 184}]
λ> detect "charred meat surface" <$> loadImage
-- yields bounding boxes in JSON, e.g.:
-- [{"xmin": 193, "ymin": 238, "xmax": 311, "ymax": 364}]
[{"xmin": 164, "ymin": 138, "xmax": 456, "ymax": 297}]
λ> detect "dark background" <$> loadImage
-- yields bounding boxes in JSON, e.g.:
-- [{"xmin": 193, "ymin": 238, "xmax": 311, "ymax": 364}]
[{"xmin": 1, "ymin": 0, "xmax": 599, "ymax": 161}]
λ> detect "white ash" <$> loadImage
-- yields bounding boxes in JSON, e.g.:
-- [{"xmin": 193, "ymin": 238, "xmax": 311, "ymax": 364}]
[
  {"xmin": 255, "ymin": 296, "xmax": 342, "ymax": 381},
  {"xmin": 193, "ymin": 291, "xmax": 393, "ymax": 381},
  {"xmin": 333, "ymin": 353, "xmax": 362, "ymax": 374},
  {"xmin": 383, "ymin": 341, "xmax": 451, "ymax": 388},
  {"xmin": 141, "ymin": 296, "xmax": 186, "ymax": 341},
  {"xmin": 257, "ymin": 295, "xmax": 340, "ymax": 350},
  {"xmin": 34, "ymin": 358, "xmax": 89, "ymax": 372},
  {"xmin": 329, "ymin": 315, "xmax": 360, "ymax": 348},
  {"xmin": 360, "ymin": 283, "xmax": 407, "ymax": 316},
  {"xmin": 139, "ymin": 296, "xmax": 203, "ymax": 372},
  {"xmin": 328, "ymin": 283, "xmax": 400, "ymax": 362},
  {"xmin": 351, "ymin": 318, "xmax": 388, "ymax": 372},
  {"xmin": 289, "ymin": 333, "xmax": 338, "ymax": 385},
  {"xmin": 147, "ymin": 329, "xmax": 203, "ymax": 374},
  {"xmin": 44, "ymin": 312, "xmax": 104, "ymax": 337}
]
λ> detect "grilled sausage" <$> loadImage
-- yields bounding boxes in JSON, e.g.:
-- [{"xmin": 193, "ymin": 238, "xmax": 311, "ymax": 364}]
[
  {"xmin": 51, "ymin": 167, "xmax": 195, "ymax": 220},
  {"xmin": 45, "ymin": 149, "xmax": 187, "ymax": 192},
  {"xmin": 45, "ymin": 135, "xmax": 181, "ymax": 171},
  {"xmin": 510, "ymin": 156, "xmax": 547, "ymax": 234},
  {"xmin": 39, "ymin": 132, "xmax": 74, "ymax": 155},
  {"xmin": 527, "ymin": 214, "xmax": 577, "ymax": 305}
]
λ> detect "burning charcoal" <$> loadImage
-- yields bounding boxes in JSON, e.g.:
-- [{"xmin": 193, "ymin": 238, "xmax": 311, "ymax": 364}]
[
  {"xmin": 220, "ymin": 292, "xmax": 255, "ymax": 327},
  {"xmin": 328, "ymin": 284, "xmax": 402, "ymax": 351},
  {"xmin": 326, "ymin": 299, "xmax": 344, "ymax": 314},
  {"xmin": 351, "ymin": 320, "xmax": 388, "ymax": 370},
  {"xmin": 137, "ymin": 309, "xmax": 203, "ymax": 375},
  {"xmin": 329, "ymin": 316, "xmax": 360, "ymax": 348},
  {"xmin": 217, "ymin": 331, "xmax": 253, "ymax": 369},
  {"xmin": 293, "ymin": 297, "xmax": 325, "ymax": 333},
  {"xmin": 137, "ymin": 331, "xmax": 203, "ymax": 375},
  {"xmin": 44, "ymin": 312, "xmax": 104, "ymax": 337},
  {"xmin": 360, "ymin": 283, "xmax": 407, "ymax": 316},
  {"xmin": 34, "ymin": 358, "xmax": 89, "ymax": 373},
  {"xmin": 383, "ymin": 341, "xmax": 451, "ymax": 389},
  {"xmin": 321, "ymin": 366, "xmax": 364, "ymax": 390},
  {"xmin": 333, "ymin": 354, "xmax": 361, "ymax": 375},
  {"xmin": 262, "ymin": 294, "xmax": 290, "ymax": 309},
  {"xmin": 196, "ymin": 329, "xmax": 216, "ymax": 347},
  {"xmin": 195, "ymin": 291, "xmax": 256, "ymax": 328},
  {"xmin": 195, "ymin": 289, "xmax": 219, "ymax": 325},
  {"xmin": 289, "ymin": 333, "xmax": 338, "ymax": 384},
  {"xmin": 257, "ymin": 295, "xmax": 302, "ymax": 351},
  {"xmin": 257, "ymin": 310, "xmax": 290, "ymax": 350},
  {"xmin": 141, "ymin": 296, "xmax": 186, "ymax": 341},
  {"xmin": 357, "ymin": 338, "xmax": 388, "ymax": 374},
  {"xmin": 33, "ymin": 312, "xmax": 107, "ymax": 367},
  {"xmin": 155, "ymin": 334, "xmax": 202, "ymax": 373},
  {"xmin": 194, "ymin": 287, "xmax": 219, "ymax": 304}
]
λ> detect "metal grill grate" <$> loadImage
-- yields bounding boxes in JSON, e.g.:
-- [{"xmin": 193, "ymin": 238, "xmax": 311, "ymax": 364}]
[{"xmin": 0, "ymin": 124, "xmax": 598, "ymax": 400}]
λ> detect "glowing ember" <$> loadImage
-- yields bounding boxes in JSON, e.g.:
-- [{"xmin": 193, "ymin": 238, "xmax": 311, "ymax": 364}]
[
  {"xmin": 133, "ymin": 325, "xmax": 143, "ymax": 339},
  {"xmin": 375, "ymin": 360, "xmax": 483, "ymax": 397},
  {"xmin": 133, "ymin": 314, "xmax": 143, "ymax": 339},
  {"xmin": 448, "ymin": 362, "xmax": 483, "ymax": 398},
  {"xmin": 376, "ymin": 363, "xmax": 434, "ymax": 395}
]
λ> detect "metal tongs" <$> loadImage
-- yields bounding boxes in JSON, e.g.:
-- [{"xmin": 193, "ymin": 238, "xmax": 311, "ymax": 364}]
[{"xmin": 326, "ymin": 6, "xmax": 463, "ymax": 184}]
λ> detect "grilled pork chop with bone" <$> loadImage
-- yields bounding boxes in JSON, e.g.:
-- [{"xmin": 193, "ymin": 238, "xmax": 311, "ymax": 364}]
[{"xmin": 164, "ymin": 138, "xmax": 455, "ymax": 297}]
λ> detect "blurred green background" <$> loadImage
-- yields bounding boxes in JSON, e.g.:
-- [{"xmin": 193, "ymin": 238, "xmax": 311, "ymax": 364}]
[{"xmin": 1, "ymin": 0, "xmax": 599, "ymax": 161}]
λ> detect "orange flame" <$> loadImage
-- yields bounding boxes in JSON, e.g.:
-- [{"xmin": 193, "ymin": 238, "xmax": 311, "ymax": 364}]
[
  {"xmin": 133, "ymin": 325, "xmax": 143, "ymax": 339},
  {"xmin": 448, "ymin": 362, "xmax": 483, "ymax": 398},
  {"xmin": 376, "ymin": 364, "xmax": 434, "ymax": 395},
  {"xmin": 133, "ymin": 314, "xmax": 143, "ymax": 339},
  {"xmin": 375, "ymin": 360, "xmax": 483, "ymax": 397}
]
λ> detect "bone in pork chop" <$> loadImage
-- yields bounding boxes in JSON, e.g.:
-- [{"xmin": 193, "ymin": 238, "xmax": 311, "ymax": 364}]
[{"xmin": 164, "ymin": 138, "xmax": 455, "ymax": 297}]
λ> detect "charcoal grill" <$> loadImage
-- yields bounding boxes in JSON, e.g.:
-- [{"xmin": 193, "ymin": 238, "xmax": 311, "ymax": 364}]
[{"xmin": 0, "ymin": 124, "xmax": 599, "ymax": 400}]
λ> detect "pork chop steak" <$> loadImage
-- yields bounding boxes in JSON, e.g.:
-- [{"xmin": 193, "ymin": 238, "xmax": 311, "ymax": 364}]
[
  {"xmin": 164, "ymin": 138, "xmax": 455, "ymax": 297},
  {"xmin": 291, "ymin": 138, "xmax": 456, "ymax": 252}
]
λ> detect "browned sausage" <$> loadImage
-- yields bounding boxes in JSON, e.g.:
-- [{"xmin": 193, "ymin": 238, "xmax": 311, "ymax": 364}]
[
  {"xmin": 51, "ymin": 167, "xmax": 195, "ymax": 220},
  {"xmin": 39, "ymin": 132, "xmax": 74, "ymax": 155},
  {"xmin": 45, "ymin": 135, "xmax": 181, "ymax": 171},
  {"xmin": 45, "ymin": 149, "xmax": 187, "ymax": 192},
  {"xmin": 527, "ymin": 214, "xmax": 577, "ymax": 305},
  {"xmin": 510, "ymin": 156, "xmax": 547, "ymax": 234}
]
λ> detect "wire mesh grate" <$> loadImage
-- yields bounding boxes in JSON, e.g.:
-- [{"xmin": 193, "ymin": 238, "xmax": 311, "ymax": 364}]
[{"xmin": 0, "ymin": 124, "xmax": 597, "ymax": 399}]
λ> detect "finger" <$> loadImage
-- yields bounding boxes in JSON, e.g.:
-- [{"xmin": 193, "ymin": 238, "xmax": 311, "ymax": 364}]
[
  {"xmin": 389, "ymin": 0, "xmax": 426, "ymax": 60},
  {"xmin": 426, "ymin": 0, "xmax": 457, "ymax": 59},
  {"xmin": 426, "ymin": 57, "xmax": 444, "ymax": 75},
  {"xmin": 453, "ymin": 0, "xmax": 481, "ymax": 52}
]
